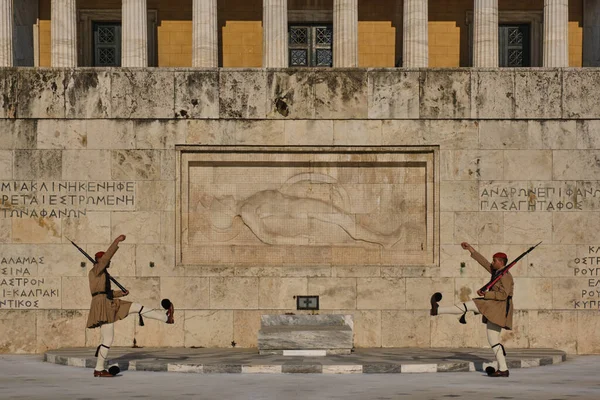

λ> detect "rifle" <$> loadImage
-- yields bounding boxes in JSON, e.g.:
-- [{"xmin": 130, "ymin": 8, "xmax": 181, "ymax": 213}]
[
  {"xmin": 479, "ymin": 241, "xmax": 542, "ymax": 293},
  {"xmin": 66, "ymin": 237, "xmax": 128, "ymax": 293}
]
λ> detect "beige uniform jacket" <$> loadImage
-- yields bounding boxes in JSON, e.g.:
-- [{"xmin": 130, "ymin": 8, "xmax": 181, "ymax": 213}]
[
  {"xmin": 86, "ymin": 241, "xmax": 132, "ymax": 329},
  {"xmin": 471, "ymin": 250, "xmax": 514, "ymax": 330}
]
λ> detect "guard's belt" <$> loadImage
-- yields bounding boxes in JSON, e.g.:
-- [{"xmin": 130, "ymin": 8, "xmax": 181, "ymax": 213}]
[{"xmin": 92, "ymin": 291, "xmax": 110, "ymax": 297}]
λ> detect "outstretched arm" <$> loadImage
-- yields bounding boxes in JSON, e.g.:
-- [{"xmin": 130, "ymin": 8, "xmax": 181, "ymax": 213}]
[
  {"xmin": 461, "ymin": 242, "xmax": 492, "ymax": 273},
  {"xmin": 91, "ymin": 235, "xmax": 126, "ymax": 276}
]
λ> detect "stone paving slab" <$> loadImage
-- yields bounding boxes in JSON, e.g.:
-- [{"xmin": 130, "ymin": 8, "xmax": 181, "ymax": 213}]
[{"xmin": 44, "ymin": 347, "xmax": 566, "ymax": 374}]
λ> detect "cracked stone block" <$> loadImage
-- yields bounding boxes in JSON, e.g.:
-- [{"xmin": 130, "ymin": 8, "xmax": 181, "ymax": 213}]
[
  {"xmin": 266, "ymin": 69, "xmax": 315, "ymax": 119},
  {"xmin": 174, "ymin": 71, "xmax": 219, "ymax": 119},
  {"xmin": 17, "ymin": 69, "xmax": 66, "ymax": 118},
  {"xmin": 314, "ymin": 70, "xmax": 368, "ymax": 119},
  {"xmin": 219, "ymin": 70, "xmax": 267, "ymax": 119},
  {"xmin": 514, "ymin": 69, "xmax": 562, "ymax": 119},
  {"xmin": 111, "ymin": 69, "xmax": 174, "ymax": 119},
  {"xmin": 420, "ymin": 70, "xmax": 471, "ymax": 119},
  {"xmin": 65, "ymin": 69, "xmax": 111, "ymax": 118},
  {"xmin": 368, "ymin": 70, "xmax": 420, "ymax": 119}
]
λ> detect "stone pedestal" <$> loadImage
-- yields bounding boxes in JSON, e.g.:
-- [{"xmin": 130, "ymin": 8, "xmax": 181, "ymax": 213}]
[
  {"xmin": 193, "ymin": 0, "xmax": 218, "ymax": 67},
  {"xmin": 543, "ymin": 0, "xmax": 569, "ymax": 67},
  {"xmin": 473, "ymin": 0, "xmax": 498, "ymax": 67},
  {"xmin": 122, "ymin": 0, "xmax": 148, "ymax": 67},
  {"xmin": 258, "ymin": 315, "xmax": 354, "ymax": 355},
  {"xmin": 403, "ymin": 0, "xmax": 428, "ymax": 67},
  {"xmin": 333, "ymin": 0, "xmax": 358, "ymax": 67},
  {"xmin": 51, "ymin": 0, "xmax": 77, "ymax": 67}
]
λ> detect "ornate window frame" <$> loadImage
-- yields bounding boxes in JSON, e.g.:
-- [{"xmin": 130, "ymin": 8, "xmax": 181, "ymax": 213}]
[
  {"xmin": 78, "ymin": 9, "xmax": 158, "ymax": 67},
  {"xmin": 466, "ymin": 10, "xmax": 543, "ymax": 67}
]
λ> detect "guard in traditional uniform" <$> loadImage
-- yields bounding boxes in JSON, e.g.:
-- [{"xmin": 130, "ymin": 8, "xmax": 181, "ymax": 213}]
[
  {"xmin": 430, "ymin": 242, "xmax": 514, "ymax": 377},
  {"xmin": 87, "ymin": 234, "xmax": 175, "ymax": 377}
]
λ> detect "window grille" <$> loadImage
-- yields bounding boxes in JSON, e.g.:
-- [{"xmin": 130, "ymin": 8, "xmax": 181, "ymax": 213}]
[
  {"xmin": 289, "ymin": 24, "xmax": 333, "ymax": 67},
  {"xmin": 93, "ymin": 22, "xmax": 122, "ymax": 67},
  {"xmin": 499, "ymin": 24, "xmax": 530, "ymax": 67}
]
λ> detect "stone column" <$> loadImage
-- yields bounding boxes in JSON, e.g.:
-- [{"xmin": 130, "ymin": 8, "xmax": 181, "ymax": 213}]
[
  {"xmin": 263, "ymin": 0, "xmax": 288, "ymax": 67},
  {"xmin": 403, "ymin": 0, "xmax": 428, "ymax": 67},
  {"xmin": 0, "ymin": 0, "xmax": 12, "ymax": 66},
  {"xmin": 333, "ymin": 0, "xmax": 358, "ymax": 67},
  {"xmin": 51, "ymin": 0, "xmax": 77, "ymax": 67},
  {"xmin": 543, "ymin": 0, "xmax": 569, "ymax": 67},
  {"xmin": 193, "ymin": 0, "xmax": 218, "ymax": 67},
  {"xmin": 583, "ymin": 0, "xmax": 600, "ymax": 66},
  {"xmin": 122, "ymin": 0, "xmax": 147, "ymax": 67},
  {"xmin": 473, "ymin": 0, "xmax": 498, "ymax": 67}
]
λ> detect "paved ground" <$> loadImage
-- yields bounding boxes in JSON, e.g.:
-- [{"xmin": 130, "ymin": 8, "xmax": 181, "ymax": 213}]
[
  {"xmin": 0, "ymin": 354, "xmax": 599, "ymax": 399},
  {"xmin": 44, "ymin": 347, "xmax": 566, "ymax": 374}
]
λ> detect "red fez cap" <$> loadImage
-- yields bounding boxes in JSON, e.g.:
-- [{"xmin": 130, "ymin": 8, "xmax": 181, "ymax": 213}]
[
  {"xmin": 95, "ymin": 251, "xmax": 105, "ymax": 260},
  {"xmin": 493, "ymin": 252, "xmax": 507, "ymax": 259}
]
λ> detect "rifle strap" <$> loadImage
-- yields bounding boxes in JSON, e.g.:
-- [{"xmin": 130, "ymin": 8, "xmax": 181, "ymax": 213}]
[
  {"xmin": 104, "ymin": 271, "xmax": 113, "ymax": 300},
  {"xmin": 506, "ymin": 296, "xmax": 512, "ymax": 317}
]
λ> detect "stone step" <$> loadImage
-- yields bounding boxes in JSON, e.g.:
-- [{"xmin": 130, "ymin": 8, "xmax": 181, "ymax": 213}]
[
  {"xmin": 259, "ymin": 325, "xmax": 352, "ymax": 332},
  {"xmin": 258, "ymin": 327, "xmax": 353, "ymax": 350},
  {"xmin": 260, "ymin": 314, "xmax": 353, "ymax": 327}
]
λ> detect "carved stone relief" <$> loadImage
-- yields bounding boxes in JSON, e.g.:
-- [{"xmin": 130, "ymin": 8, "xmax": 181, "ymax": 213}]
[{"xmin": 177, "ymin": 147, "xmax": 438, "ymax": 266}]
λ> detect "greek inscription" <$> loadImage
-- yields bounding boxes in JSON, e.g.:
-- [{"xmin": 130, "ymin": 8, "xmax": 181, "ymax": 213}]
[
  {"xmin": 479, "ymin": 182, "xmax": 588, "ymax": 211},
  {"xmin": 0, "ymin": 299, "xmax": 40, "ymax": 308},
  {"xmin": 0, "ymin": 180, "xmax": 135, "ymax": 218},
  {"xmin": 572, "ymin": 247, "xmax": 600, "ymax": 309},
  {"xmin": 0, "ymin": 258, "xmax": 60, "ymax": 309}
]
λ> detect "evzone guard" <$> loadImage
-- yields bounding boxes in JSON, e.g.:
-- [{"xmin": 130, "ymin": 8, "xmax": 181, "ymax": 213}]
[
  {"xmin": 85, "ymin": 234, "xmax": 175, "ymax": 377},
  {"xmin": 430, "ymin": 242, "xmax": 515, "ymax": 377}
]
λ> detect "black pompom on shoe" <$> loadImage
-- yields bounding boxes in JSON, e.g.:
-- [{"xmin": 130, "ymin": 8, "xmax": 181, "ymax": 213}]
[
  {"xmin": 108, "ymin": 365, "xmax": 120, "ymax": 376},
  {"xmin": 161, "ymin": 298, "xmax": 172, "ymax": 310},
  {"xmin": 485, "ymin": 366, "xmax": 496, "ymax": 376},
  {"xmin": 430, "ymin": 292, "xmax": 442, "ymax": 316}
]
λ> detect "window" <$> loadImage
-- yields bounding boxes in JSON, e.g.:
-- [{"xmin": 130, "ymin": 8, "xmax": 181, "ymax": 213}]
[
  {"xmin": 289, "ymin": 24, "xmax": 333, "ymax": 67},
  {"xmin": 93, "ymin": 22, "xmax": 121, "ymax": 67},
  {"xmin": 467, "ymin": 11, "xmax": 542, "ymax": 67},
  {"xmin": 78, "ymin": 9, "xmax": 158, "ymax": 67},
  {"xmin": 499, "ymin": 24, "xmax": 530, "ymax": 67}
]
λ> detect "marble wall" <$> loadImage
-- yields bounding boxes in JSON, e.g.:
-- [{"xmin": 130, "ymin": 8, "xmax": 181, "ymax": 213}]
[{"xmin": 1, "ymin": 67, "xmax": 599, "ymax": 354}]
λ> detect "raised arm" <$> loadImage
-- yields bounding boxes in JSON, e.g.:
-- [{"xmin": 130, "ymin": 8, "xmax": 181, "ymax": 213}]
[
  {"xmin": 461, "ymin": 242, "xmax": 492, "ymax": 273},
  {"xmin": 91, "ymin": 235, "xmax": 126, "ymax": 276}
]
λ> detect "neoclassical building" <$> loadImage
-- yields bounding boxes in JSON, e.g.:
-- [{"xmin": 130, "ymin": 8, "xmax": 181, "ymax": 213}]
[
  {"xmin": 1, "ymin": 0, "xmax": 599, "ymax": 68},
  {"xmin": 1, "ymin": 1, "xmax": 600, "ymax": 355}
]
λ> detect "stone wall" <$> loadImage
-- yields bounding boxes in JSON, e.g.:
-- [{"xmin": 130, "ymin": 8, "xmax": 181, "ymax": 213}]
[{"xmin": 0, "ymin": 67, "xmax": 600, "ymax": 354}]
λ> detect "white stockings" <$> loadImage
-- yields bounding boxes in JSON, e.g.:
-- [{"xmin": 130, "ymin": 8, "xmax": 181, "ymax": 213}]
[
  {"xmin": 94, "ymin": 303, "xmax": 168, "ymax": 371},
  {"xmin": 437, "ymin": 300, "xmax": 508, "ymax": 371},
  {"xmin": 95, "ymin": 323, "xmax": 114, "ymax": 371}
]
